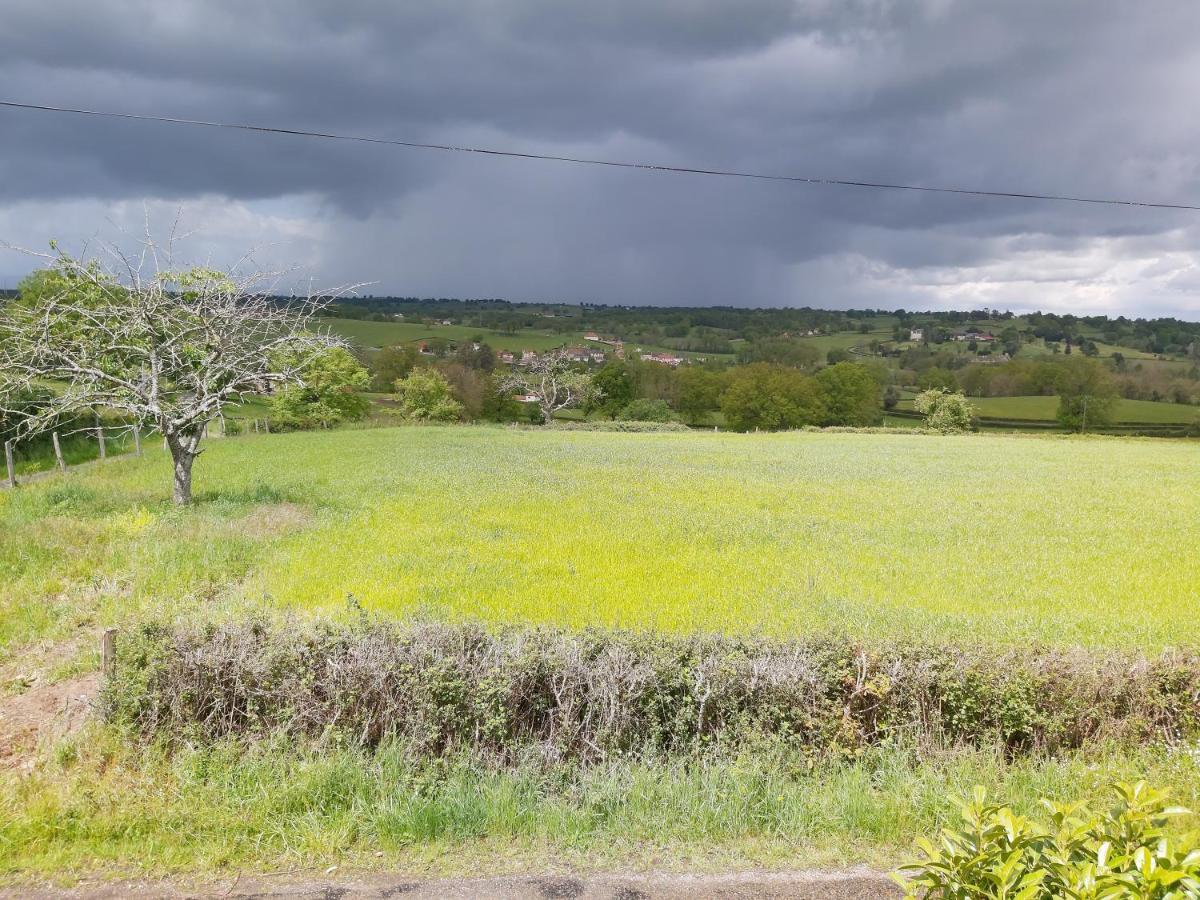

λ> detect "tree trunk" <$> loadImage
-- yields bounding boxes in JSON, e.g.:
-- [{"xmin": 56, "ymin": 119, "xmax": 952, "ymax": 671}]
[
  {"xmin": 164, "ymin": 428, "xmax": 201, "ymax": 505},
  {"xmin": 171, "ymin": 449, "xmax": 196, "ymax": 505}
]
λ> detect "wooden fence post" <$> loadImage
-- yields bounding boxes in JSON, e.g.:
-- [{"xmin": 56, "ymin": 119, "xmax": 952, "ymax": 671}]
[
  {"xmin": 253, "ymin": 419, "xmax": 260, "ymax": 434},
  {"xmin": 133, "ymin": 425, "xmax": 142, "ymax": 458},
  {"xmin": 52, "ymin": 431, "xmax": 66, "ymax": 472},
  {"xmin": 95, "ymin": 413, "xmax": 107, "ymax": 460},
  {"xmin": 4, "ymin": 440, "xmax": 15, "ymax": 489},
  {"xmin": 264, "ymin": 417, "xmax": 271, "ymax": 434},
  {"xmin": 101, "ymin": 628, "xmax": 118, "ymax": 679}
]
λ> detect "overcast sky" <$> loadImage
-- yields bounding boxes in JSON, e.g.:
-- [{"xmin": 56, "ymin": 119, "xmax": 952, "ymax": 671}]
[{"xmin": 1, "ymin": 1, "xmax": 1199, "ymax": 316}]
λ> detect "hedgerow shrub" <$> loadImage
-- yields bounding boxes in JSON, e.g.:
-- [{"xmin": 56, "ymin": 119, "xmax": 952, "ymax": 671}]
[
  {"xmin": 914, "ymin": 389, "xmax": 977, "ymax": 434},
  {"xmin": 104, "ymin": 620, "xmax": 1200, "ymax": 764},
  {"xmin": 895, "ymin": 781, "xmax": 1200, "ymax": 898},
  {"xmin": 549, "ymin": 420, "xmax": 692, "ymax": 432}
]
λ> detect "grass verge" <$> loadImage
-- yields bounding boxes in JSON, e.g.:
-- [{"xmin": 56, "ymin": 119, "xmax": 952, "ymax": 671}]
[{"xmin": 4, "ymin": 733, "xmax": 1200, "ymax": 878}]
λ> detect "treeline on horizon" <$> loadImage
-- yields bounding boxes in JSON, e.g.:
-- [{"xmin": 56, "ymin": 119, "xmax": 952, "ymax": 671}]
[{"xmin": 324, "ymin": 296, "xmax": 1200, "ymax": 357}]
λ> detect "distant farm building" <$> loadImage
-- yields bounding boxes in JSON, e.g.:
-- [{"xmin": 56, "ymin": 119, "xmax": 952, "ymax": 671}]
[
  {"xmin": 640, "ymin": 352, "xmax": 683, "ymax": 367},
  {"xmin": 564, "ymin": 346, "xmax": 607, "ymax": 363}
]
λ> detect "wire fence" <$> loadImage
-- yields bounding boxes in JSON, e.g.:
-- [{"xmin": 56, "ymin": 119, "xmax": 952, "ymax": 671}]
[{"xmin": 1, "ymin": 413, "xmax": 284, "ymax": 488}]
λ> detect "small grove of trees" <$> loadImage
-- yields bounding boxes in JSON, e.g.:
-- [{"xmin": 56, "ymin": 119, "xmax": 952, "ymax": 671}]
[
  {"xmin": 814, "ymin": 362, "xmax": 884, "ymax": 427},
  {"xmin": 0, "ymin": 247, "xmax": 348, "ymax": 504},
  {"xmin": 370, "ymin": 344, "xmax": 420, "ymax": 391},
  {"xmin": 1055, "ymin": 356, "xmax": 1118, "ymax": 432},
  {"xmin": 917, "ymin": 366, "xmax": 958, "ymax": 392},
  {"xmin": 674, "ymin": 367, "xmax": 724, "ymax": 425},
  {"xmin": 720, "ymin": 364, "xmax": 824, "ymax": 431},
  {"xmin": 925, "ymin": 354, "xmax": 1199, "ymax": 408},
  {"xmin": 364, "ymin": 341, "xmax": 900, "ymax": 432},
  {"xmin": 717, "ymin": 361, "xmax": 882, "ymax": 432},
  {"xmin": 587, "ymin": 361, "xmax": 637, "ymax": 418},
  {"xmin": 394, "ymin": 369, "xmax": 464, "ymax": 422},
  {"xmin": 914, "ymin": 390, "xmax": 976, "ymax": 434},
  {"xmin": 270, "ymin": 347, "xmax": 370, "ymax": 430}
]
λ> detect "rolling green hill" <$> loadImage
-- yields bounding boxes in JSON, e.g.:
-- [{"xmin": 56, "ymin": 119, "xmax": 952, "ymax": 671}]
[
  {"xmin": 898, "ymin": 394, "xmax": 1199, "ymax": 424},
  {"xmin": 321, "ymin": 317, "xmax": 575, "ymax": 351}
]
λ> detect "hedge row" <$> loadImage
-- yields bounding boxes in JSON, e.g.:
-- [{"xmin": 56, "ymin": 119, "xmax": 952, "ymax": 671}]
[
  {"xmin": 548, "ymin": 420, "xmax": 693, "ymax": 432},
  {"xmin": 104, "ymin": 620, "xmax": 1200, "ymax": 764}
]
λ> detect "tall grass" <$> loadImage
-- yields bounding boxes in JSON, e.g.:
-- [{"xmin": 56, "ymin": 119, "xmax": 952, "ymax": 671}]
[
  {"xmin": 3, "ymin": 734, "xmax": 1198, "ymax": 876},
  {"xmin": 11, "ymin": 431, "xmax": 136, "ymax": 476},
  {"xmin": 4, "ymin": 426, "xmax": 1200, "ymax": 877},
  {"xmin": 3, "ymin": 426, "xmax": 1200, "ymax": 663}
]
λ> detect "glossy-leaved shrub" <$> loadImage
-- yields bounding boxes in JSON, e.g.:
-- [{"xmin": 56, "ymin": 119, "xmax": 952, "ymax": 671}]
[{"xmin": 895, "ymin": 781, "xmax": 1200, "ymax": 899}]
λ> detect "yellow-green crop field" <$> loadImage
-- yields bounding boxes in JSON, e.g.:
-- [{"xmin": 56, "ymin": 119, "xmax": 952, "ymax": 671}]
[{"xmin": 3, "ymin": 425, "xmax": 1199, "ymax": 660}]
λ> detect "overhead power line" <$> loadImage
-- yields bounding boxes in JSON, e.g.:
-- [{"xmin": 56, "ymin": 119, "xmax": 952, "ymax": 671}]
[{"xmin": 2, "ymin": 99, "xmax": 1198, "ymax": 211}]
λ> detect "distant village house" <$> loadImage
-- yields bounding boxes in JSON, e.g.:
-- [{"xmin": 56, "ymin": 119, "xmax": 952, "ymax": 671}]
[{"xmin": 639, "ymin": 352, "xmax": 683, "ymax": 367}]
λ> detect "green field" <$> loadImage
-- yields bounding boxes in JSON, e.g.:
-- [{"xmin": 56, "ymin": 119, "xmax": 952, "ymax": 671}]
[
  {"xmin": 4, "ymin": 427, "xmax": 1199, "ymax": 657},
  {"xmin": 5, "ymin": 425, "xmax": 1200, "ymax": 878},
  {"xmin": 321, "ymin": 317, "xmax": 576, "ymax": 351},
  {"xmin": 321, "ymin": 317, "xmax": 730, "ymax": 360},
  {"xmin": 794, "ymin": 330, "xmax": 891, "ymax": 353},
  {"xmin": 898, "ymin": 394, "xmax": 1200, "ymax": 424},
  {"xmin": 1088, "ymin": 341, "xmax": 1161, "ymax": 360}
]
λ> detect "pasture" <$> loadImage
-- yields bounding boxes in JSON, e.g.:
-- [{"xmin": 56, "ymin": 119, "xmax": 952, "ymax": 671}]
[
  {"xmin": 321, "ymin": 316, "xmax": 734, "ymax": 359},
  {"xmin": 320, "ymin": 317, "xmax": 578, "ymax": 351},
  {"xmin": 898, "ymin": 393, "xmax": 1200, "ymax": 424},
  {"xmin": 5, "ymin": 424, "xmax": 1200, "ymax": 877},
  {"xmin": 4, "ymin": 426, "xmax": 1199, "ymax": 662}
]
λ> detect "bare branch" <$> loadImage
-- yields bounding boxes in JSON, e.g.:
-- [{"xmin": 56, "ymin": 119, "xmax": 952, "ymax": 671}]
[
  {"xmin": 499, "ymin": 349, "xmax": 599, "ymax": 423},
  {"xmin": 0, "ymin": 235, "xmax": 362, "ymax": 502}
]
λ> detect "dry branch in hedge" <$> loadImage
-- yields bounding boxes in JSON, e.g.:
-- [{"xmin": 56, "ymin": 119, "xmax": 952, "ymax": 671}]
[{"xmin": 104, "ymin": 619, "xmax": 1200, "ymax": 764}]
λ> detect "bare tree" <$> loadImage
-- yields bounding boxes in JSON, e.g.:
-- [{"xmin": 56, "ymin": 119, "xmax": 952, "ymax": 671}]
[
  {"xmin": 0, "ymin": 238, "xmax": 351, "ymax": 504},
  {"xmin": 499, "ymin": 349, "xmax": 599, "ymax": 423}
]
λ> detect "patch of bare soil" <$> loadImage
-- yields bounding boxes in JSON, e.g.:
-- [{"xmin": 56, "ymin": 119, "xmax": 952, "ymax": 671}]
[
  {"xmin": 0, "ymin": 869, "xmax": 900, "ymax": 899},
  {"xmin": 233, "ymin": 502, "xmax": 314, "ymax": 539},
  {"xmin": 0, "ymin": 672, "xmax": 99, "ymax": 771}
]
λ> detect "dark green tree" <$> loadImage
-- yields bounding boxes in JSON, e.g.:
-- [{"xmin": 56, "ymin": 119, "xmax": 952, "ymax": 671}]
[
  {"xmin": 271, "ymin": 346, "xmax": 371, "ymax": 430},
  {"xmin": 1055, "ymin": 357, "xmax": 1117, "ymax": 432},
  {"xmin": 917, "ymin": 367, "xmax": 958, "ymax": 392},
  {"xmin": 588, "ymin": 361, "xmax": 637, "ymax": 417},
  {"xmin": 674, "ymin": 367, "xmax": 724, "ymax": 425},
  {"xmin": 815, "ymin": 362, "xmax": 883, "ymax": 426},
  {"xmin": 370, "ymin": 344, "xmax": 420, "ymax": 392},
  {"xmin": 719, "ymin": 364, "xmax": 824, "ymax": 432}
]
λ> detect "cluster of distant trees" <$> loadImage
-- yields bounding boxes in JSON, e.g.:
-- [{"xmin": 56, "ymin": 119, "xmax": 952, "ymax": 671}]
[
  {"xmin": 326, "ymin": 298, "xmax": 1200, "ymax": 359},
  {"xmin": 581, "ymin": 358, "xmax": 884, "ymax": 430},
  {"xmin": 371, "ymin": 342, "xmax": 534, "ymax": 423},
  {"xmin": 899, "ymin": 354, "xmax": 1200, "ymax": 407},
  {"xmin": 358, "ymin": 343, "xmax": 887, "ymax": 432}
]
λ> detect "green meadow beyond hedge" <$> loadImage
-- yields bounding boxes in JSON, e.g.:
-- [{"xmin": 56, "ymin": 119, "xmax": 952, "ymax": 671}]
[{"xmin": 4, "ymin": 427, "xmax": 1200, "ymax": 654}]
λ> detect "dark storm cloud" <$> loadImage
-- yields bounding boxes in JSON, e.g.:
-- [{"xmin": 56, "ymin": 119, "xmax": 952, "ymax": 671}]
[{"xmin": 1, "ymin": 0, "xmax": 1198, "ymax": 313}]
